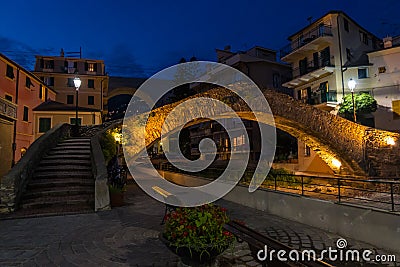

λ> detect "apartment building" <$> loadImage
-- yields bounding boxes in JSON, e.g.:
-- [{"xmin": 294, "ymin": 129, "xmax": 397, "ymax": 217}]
[
  {"xmin": 0, "ymin": 53, "xmax": 56, "ymax": 177},
  {"xmin": 280, "ymin": 10, "xmax": 380, "ymax": 110},
  {"xmin": 33, "ymin": 51, "xmax": 108, "ymax": 118}
]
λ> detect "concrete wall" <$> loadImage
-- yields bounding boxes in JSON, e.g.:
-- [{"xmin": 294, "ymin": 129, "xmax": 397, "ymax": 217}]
[{"xmin": 162, "ymin": 171, "xmax": 400, "ymax": 254}]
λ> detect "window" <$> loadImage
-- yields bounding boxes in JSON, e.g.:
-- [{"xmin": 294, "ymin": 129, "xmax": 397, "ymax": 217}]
[
  {"xmin": 88, "ymin": 79, "xmax": 94, "ymax": 88},
  {"xmin": 70, "ymin": 118, "xmax": 82, "ymax": 125},
  {"xmin": 6, "ymin": 65, "xmax": 14, "ymax": 79},
  {"xmin": 85, "ymin": 62, "xmax": 97, "ymax": 72},
  {"xmin": 23, "ymin": 106, "xmax": 29, "ymax": 122},
  {"xmin": 272, "ymin": 73, "xmax": 280, "ymax": 88},
  {"xmin": 304, "ymin": 145, "xmax": 311, "ymax": 157},
  {"xmin": 88, "ymin": 96, "xmax": 94, "ymax": 105},
  {"xmin": 5, "ymin": 95, "xmax": 13, "ymax": 102},
  {"xmin": 39, "ymin": 118, "xmax": 51, "ymax": 133},
  {"xmin": 346, "ymin": 48, "xmax": 352, "ymax": 61},
  {"xmin": 360, "ymin": 31, "xmax": 368, "ymax": 45},
  {"xmin": 393, "ymin": 100, "xmax": 400, "ymax": 120},
  {"xmin": 39, "ymin": 85, "xmax": 43, "ymax": 99},
  {"xmin": 67, "ymin": 95, "xmax": 74, "ymax": 104},
  {"xmin": 358, "ymin": 68, "xmax": 368, "ymax": 79},
  {"xmin": 379, "ymin": 67, "xmax": 386, "ymax": 73},
  {"xmin": 44, "ymin": 60, "xmax": 54, "ymax": 69},
  {"xmin": 67, "ymin": 78, "xmax": 75, "ymax": 87},
  {"xmin": 26, "ymin": 77, "xmax": 32, "ymax": 88},
  {"xmin": 45, "ymin": 77, "xmax": 54, "ymax": 86},
  {"xmin": 343, "ymin": 18, "xmax": 349, "ymax": 32}
]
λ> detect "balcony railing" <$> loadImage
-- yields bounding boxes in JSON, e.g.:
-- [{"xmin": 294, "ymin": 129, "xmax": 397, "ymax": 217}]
[
  {"xmin": 0, "ymin": 97, "xmax": 17, "ymax": 120},
  {"xmin": 292, "ymin": 56, "xmax": 334, "ymax": 79},
  {"xmin": 300, "ymin": 91, "xmax": 337, "ymax": 105},
  {"xmin": 280, "ymin": 25, "xmax": 333, "ymax": 58}
]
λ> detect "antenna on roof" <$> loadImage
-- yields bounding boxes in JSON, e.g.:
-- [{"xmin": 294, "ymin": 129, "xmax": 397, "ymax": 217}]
[
  {"xmin": 307, "ymin": 16, "xmax": 313, "ymax": 25},
  {"xmin": 65, "ymin": 47, "xmax": 82, "ymax": 58}
]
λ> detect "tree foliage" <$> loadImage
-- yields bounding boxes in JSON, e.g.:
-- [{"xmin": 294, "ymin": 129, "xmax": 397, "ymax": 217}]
[{"xmin": 338, "ymin": 92, "xmax": 377, "ymax": 119}]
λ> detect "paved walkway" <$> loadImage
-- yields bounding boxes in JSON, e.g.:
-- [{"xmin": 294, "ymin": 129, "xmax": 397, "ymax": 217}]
[{"xmin": 0, "ymin": 183, "xmax": 398, "ymax": 266}]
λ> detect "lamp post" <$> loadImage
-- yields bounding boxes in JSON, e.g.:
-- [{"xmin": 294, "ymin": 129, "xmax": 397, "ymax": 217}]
[
  {"xmin": 73, "ymin": 77, "xmax": 81, "ymax": 136},
  {"xmin": 348, "ymin": 78, "xmax": 357, "ymax": 123}
]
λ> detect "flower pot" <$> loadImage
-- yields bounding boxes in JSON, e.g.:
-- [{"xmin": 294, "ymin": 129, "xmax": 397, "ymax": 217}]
[
  {"xmin": 159, "ymin": 233, "xmax": 226, "ymax": 266},
  {"xmin": 110, "ymin": 191, "xmax": 124, "ymax": 207}
]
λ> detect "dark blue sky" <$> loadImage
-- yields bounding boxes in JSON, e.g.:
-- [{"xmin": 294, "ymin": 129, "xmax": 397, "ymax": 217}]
[{"xmin": 1, "ymin": 0, "xmax": 400, "ymax": 77}]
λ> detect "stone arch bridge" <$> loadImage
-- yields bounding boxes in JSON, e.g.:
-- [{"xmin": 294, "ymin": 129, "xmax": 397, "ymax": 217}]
[{"xmin": 122, "ymin": 87, "xmax": 400, "ymax": 177}]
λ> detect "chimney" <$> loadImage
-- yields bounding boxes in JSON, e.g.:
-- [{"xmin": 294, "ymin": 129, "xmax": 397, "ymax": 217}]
[
  {"xmin": 224, "ymin": 45, "xmax": 231, "ymax": 51},
  {"xmin": 383, "ymin": 36, "xmax": 393, "ymax": 48},
  {"xmin": 60, "ymin": 48, "xmax": 65, "ymax": 57}
]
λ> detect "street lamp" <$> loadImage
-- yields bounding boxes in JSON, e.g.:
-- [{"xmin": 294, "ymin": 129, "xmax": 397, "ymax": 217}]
[
  {"xmin": 348, "ymin": 78, "xmax": 357, "ymax": 123},
  {"xmin": 73, "ymin": 77, "xmax": 81, "ymax": 135}
]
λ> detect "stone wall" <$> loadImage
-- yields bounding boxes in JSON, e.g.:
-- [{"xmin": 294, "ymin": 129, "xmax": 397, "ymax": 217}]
[
  {"xmin": 0, "ymin": 124, "xmax": 71, "ymax": 213},
  {"xmin": 122, "ymin": 87, "xmax": 400, "ymax": 177}
]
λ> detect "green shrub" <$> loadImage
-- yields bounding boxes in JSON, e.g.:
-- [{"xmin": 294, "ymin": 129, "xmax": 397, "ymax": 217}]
[{"xmin": 100, "ymin": 130, "xmax": 116, "ymax": 164}]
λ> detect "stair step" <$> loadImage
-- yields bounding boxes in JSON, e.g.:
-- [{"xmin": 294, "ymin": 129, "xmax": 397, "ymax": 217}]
[
  {"xmin": 42, "ymin": 154, "xmax": 91, "ymax": 160},
  {"xmin": 39, "ymin": 159, "xmax": 91, "ymax": 166},
  {"xmin": 21, "ymin": 195, "xmax": 94, "ymax": 209},
  {"xmin": 47, "ymin": 150, "xmax": 90, "ymax": 156},
  {"xmin": 27, "ymin": 179, "xmax": 94, "ymax": 189},
  {"xmin": 57, "ymin": 142, "xmax": 90, "ymax": 147},
  {"xmin": 35, "ymin": 165, "xmax": 91, "ymax": 172},
  {"xmin": 60, "ymin": 138, "xmax": 91, "ymax": 143},
  {"xmin": 23, "ymin": 187, "xmax": 94, "ymax": 199},
  {"xmin": 51, "ymin": 146, "xmax": 91, "ymax": 151},
  {"xmin": 33, "ymin": 171, "xmax": 93, "ymax": 179}
]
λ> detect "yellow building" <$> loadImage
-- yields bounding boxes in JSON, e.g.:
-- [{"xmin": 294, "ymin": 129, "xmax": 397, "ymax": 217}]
[
  {"xmin": 33, "ymin": 50, "xmax": 108, "ymax": 118},
  {"xmin": 32, "ymin": 100, "xmax": 102, "ymax": 139}
]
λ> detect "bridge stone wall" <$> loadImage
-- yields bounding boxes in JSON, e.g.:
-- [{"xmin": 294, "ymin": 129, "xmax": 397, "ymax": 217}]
[{"xmin": 122, "ymin": 87, "xmax": 400, "ymax": 177}]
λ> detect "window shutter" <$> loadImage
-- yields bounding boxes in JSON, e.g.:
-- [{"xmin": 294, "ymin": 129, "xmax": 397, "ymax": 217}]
[
  {"xmin": 40, "ymin": 58, "xmax": 44, "ymax": 68},
  {"xmin": 85, "ymin": 62, "xmax": 88, "ymax": 71},
  {"xmin": 74, "ymin": 62, "xmax": 77, "ymax": 68},
  {"xmin": 94, "ymin": 63, "xmax": 98, "ymax": 72},
  {"xmin": 64, "ymin": 61, "xmax": 68, "ymax": 68}
]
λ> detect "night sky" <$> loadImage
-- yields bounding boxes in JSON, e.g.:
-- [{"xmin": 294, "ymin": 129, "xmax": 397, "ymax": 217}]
[{"xmin": 1, "ymin": 0, "xmax": 400, "ymax": 77}]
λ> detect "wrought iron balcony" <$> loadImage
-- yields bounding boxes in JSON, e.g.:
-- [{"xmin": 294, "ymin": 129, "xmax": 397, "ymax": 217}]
[
  {"xmin": 0, "ymin": 97, "xmax": 17, "ymax": 120},
  {"xmin": 280, "ymin": 25, "xmax": 333, "ymax": 58},
  {"xmin": 292, "ymin": 56, "xmax": 334, "ymax": 79}
]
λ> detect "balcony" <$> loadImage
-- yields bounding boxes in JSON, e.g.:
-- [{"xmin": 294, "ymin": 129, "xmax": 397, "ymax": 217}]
[
  {"xmin": 0, "ymin": 97, "xmax": 17, "ymax": 120},
  {"xmin": 283, "ymin": 56, "xmax": 335, "ymax": 88},
  {"xmin": 280, "ymin": 25, "xmax": 333, "ymax": 61}
]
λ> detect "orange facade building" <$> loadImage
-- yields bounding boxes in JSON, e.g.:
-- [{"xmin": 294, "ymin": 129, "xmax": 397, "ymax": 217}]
[{"xmin": 0, "ymin": 53, "xmax": 56, "ymax": 177}]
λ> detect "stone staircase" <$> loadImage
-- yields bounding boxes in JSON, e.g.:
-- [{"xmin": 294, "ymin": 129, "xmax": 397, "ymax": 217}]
[{"xmin": 16, "ymin": 138, "xmax": 95, "ymax": 217}]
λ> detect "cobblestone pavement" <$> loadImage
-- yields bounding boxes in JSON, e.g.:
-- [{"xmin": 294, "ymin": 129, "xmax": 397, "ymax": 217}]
[{"xmin": 0, "ymin": 183, "xmax": 398, "ymax": 266}]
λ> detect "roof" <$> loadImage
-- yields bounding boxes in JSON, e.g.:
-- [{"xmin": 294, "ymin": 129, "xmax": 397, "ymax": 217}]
[
  {"xmin": 108, "ymin": 76, "xmax": 147, "ymax": 92},
  {"xmin": 287, "ymin": 10, "xmax": 380, "ymax": 41},
  {"xmin": 33, "ymin": 100, "xmax": 100, "ymax": 112},
  {"xmin": 34, "ymin": 55, "xmax": 104, "ymax": 63}
]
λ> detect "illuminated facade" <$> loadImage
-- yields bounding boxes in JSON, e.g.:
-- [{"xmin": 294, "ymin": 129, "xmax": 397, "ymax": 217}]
[
  {"xmin": 33, "ymin": 51, "xmax": 108, "ymax": 117},
  {"xmin": 0, "ymin": 53, "xmax": 56, "ymax": 177}
]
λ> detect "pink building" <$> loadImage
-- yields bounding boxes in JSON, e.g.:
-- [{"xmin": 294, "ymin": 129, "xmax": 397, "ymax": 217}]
[{"xmin": 0, "ymin": 53, "xmax": 56, "ymax": 177}]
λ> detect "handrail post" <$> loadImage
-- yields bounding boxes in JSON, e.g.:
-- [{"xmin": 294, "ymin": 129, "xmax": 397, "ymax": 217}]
[
  {"xmin": 301, "ymin": 176, "xmax": 304, "ymax": 196},
  {"xmin": 390, "ymin": 183, "xmax": 395, "ymax": 212},
  {"xmin": 338, "ymin": 178, "xmax": 341, "ymax": 202}
]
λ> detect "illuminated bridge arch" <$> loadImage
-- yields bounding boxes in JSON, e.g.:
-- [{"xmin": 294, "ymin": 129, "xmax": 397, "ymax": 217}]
[{"xmin": 122, "ymin": 88, "xmax": 400, "ymax": 177}]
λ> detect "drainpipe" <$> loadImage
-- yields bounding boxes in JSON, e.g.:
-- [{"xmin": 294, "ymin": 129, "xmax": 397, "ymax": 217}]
[
  {"xmin": 337, "ymin": 14, "xmax": 345, "ymax": 99},
  {"xmin": 11, "ymin": 68, "xmax": 20, "ymax": 166}
]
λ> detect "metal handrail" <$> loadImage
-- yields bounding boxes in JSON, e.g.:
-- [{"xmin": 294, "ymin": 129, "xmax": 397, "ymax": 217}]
[{"xmin": 157, "ymin": 163, "xmax": 399, "ymax": 212}]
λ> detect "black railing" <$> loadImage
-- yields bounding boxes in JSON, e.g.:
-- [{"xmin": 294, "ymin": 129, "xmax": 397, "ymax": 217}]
[
  {"xmin": 292, "ymin": 56, "xmax": 334, "ymax": 79},
  {"xmin": 280, "ymin": 25, "xmax": 333, "ymax": 58},
  {"xmin": 157, "ymin": 163, "xmax": 399, "ymax": 212}
]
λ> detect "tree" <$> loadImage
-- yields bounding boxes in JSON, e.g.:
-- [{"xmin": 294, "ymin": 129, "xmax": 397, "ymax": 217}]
[{"xmin": 338, "ymin": 92, "xmax": 377, "ymax": 121}]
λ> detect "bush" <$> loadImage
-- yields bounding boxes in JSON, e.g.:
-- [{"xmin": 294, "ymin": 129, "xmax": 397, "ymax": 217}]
[{"xmin": 100, "ymin": 129, "xmax": 116, "ymax": 164}]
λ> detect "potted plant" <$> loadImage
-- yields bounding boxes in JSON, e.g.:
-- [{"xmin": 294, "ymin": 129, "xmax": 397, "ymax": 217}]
[{"xmin": 160, "ymin": 204, "xmax": 235, "ymax": 266}]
